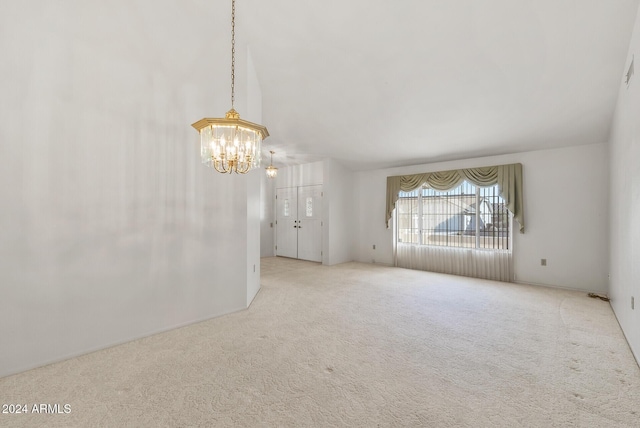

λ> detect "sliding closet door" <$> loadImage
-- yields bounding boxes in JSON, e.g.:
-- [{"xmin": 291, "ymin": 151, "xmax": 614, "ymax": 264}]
[
  {"xmin": 297, "ymin": 185, "xmax": 323, "ymax": 262},
  {"xmin": 275, "ymin": 187, "xmax": 298, "ymax": 258}
]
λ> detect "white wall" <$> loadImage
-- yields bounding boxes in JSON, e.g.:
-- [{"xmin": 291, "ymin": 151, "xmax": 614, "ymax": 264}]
[
  {"xmin": 275, "ymin": 161, "xmax": 324, "ymax": 188},
  {"xmin": 323, "ymin": 159, "xmax": 355, "ymax": 265},
  {"xmin": 246, "ymin": 170, "xmax": 262, "ymax": 307},
  {"xmin": 0, "ymin": 1, "xmax": 260, "ymax": 377},
  {"xmin": 260, "ymin": 174, "xmax": 276, "ymax": 257},
  {"xmin": 353, "ymin": 143, "xmax": 610, "ymax": 292},
  {"xmin": 243, "ymin": 48, "xmax": 263, "ymax": 305},
  {"xmin": 609, "ymin": 6, "xmax": 640, "ymax": 362}
]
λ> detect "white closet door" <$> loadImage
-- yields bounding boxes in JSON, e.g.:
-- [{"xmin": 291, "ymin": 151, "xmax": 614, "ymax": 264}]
[
  {"xmin": 297, "ymin": 185, "xmax": 323, "ymax": 262},
  {"xmin": 276, "ymin": 187, "xmax": 298, "ymax": 258}
]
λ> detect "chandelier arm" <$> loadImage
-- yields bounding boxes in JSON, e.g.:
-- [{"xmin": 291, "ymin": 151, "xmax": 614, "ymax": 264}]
[{"xmin": 213, "ymin": 160, "xmax": 224, "ymax": 174}]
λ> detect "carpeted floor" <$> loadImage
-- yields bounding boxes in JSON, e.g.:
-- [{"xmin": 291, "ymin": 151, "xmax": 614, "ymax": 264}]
[{"xmin": 1, "ymin": 257, "xmax": 639, "ymax": 427}]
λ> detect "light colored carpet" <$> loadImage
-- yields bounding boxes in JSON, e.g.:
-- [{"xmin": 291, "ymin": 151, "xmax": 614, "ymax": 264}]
[{"xmin": 1, "ymin": 257, "xmax": 639, "ymax": 427}]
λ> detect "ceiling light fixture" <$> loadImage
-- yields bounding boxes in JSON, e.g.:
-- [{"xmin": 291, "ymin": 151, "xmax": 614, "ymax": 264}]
[
  {"xmin": 191, "ymin": 0, "xmax": 269, "ymax": 174},
  {"xmin": 265, "ymin": 151, "xmax": 278, "ymax": 178}
]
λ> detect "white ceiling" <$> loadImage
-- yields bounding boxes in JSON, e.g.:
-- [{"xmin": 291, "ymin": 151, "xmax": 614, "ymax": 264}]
[{"xmin": 237, "ymin": 0, "xmax": 639, "ymax": 170}]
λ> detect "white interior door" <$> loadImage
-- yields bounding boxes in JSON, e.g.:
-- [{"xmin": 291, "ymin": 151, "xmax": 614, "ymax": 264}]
[
  {"xmin": 297, "ymin": 185, "xmax": 323, "ymax": 262},
  {"xmin": 276, "ymin": 187, "xmax": 298, "ymax": 258}
]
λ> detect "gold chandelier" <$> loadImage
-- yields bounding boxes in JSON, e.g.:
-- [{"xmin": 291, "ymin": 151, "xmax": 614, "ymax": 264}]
[
  {"xmin": 265, "ymin": 151, "xmax": 278, "ymax": 178},
  {"xmin": 191, "ymin": 0, "xmax": 269, "ymax": 174}
]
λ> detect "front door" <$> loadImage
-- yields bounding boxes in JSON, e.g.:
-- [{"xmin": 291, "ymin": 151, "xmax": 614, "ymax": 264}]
[
  {"xmin": 275, "ymin": 185, "xmax": 323, "ymax": 262},
  {"xmin": 297, "ymin": 185, "xmax": 323, "ymax": 262},
  {"xmin": 275, "ymin": 187, "xmax": 298, "ymax": 258}
]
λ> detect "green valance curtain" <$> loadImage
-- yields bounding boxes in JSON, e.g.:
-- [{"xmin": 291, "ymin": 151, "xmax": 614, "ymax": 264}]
[{"xmin": 386, "ymin": 163, "xmax": 524, "ymax": 233}]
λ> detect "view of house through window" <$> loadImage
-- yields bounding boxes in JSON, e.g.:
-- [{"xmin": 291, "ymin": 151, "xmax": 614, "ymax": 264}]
[{"xmin": 397, "ymin": 181, "xmax": 511, "ymax": 250}]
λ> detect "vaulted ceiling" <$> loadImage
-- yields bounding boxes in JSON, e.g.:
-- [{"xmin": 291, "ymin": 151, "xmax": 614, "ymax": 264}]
[{"xmin": 236, "ymin": 0, "xmax": 639, "ymax": 170}]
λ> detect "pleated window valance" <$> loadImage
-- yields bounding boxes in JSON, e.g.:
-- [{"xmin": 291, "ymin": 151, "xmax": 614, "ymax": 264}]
[{"xmin": 386, "ymin": 163, "xmax": 524, "ymax": 233}]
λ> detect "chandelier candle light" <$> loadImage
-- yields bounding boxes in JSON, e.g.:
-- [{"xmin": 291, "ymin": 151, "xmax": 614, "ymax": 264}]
[
  {"xmin": 191, "ymin": 0, "xmax": 269, "ymax": 174},
  {"xmin": 265, "ymin": 151, "xmax": 278, "ymax": 178}
]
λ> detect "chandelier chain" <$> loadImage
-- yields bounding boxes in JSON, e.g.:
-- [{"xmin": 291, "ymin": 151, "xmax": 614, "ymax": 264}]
[{"xmin": 231, "ymin": 0, "xmax": 236, "ymax": 109}]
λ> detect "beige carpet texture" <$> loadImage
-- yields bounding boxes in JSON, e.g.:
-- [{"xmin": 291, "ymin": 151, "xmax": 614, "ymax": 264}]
[{"xmin": 1, "ymin": 257, "xmax": 639, "ymax": 427}]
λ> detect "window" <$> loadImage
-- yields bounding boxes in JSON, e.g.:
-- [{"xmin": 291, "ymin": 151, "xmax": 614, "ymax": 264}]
[
  {"xmin": 397, "ymin": 181, "xmax": 510, "ymax": 250},
  {"xmin": 305, "ymin": 197, "xmax": 313, "ymax": 217},
  {"xmin": 284, "ymin": 199, "xmax": 290, "ymax": 217}
]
